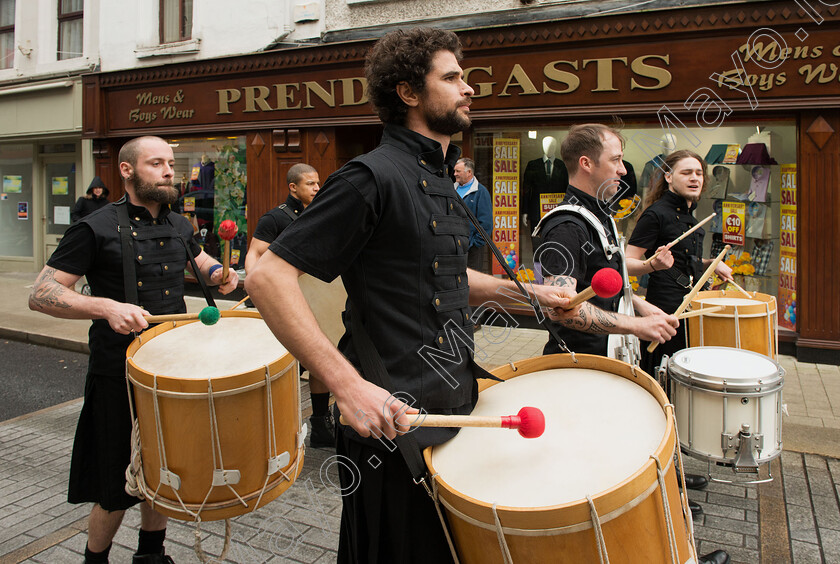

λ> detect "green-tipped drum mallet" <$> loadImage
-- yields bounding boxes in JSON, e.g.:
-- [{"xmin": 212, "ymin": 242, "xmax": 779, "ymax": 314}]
[{"xmin": 144, "ymin": 306, "xmax": 221, "ymax": 325}]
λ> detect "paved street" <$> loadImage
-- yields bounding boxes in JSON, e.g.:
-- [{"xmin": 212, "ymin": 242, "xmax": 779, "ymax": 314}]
[{"xmin": 1, "ymin": 272, "xmax": 839, "ymax": 563}]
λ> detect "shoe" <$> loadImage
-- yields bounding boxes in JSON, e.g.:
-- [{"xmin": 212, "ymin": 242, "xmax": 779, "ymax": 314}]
[
  {"xmin": 132, "ymin": 550, "xmax": 174, "ymax": 563},
  {"xmin": 699, "ymin": 549, "xmax": 730, "ymax": 564},
  {"xmin": 679, "ymin": 473, "xmax": 709, "ymax": 490},
  {"xmin": 688, "ymin": 499, "xmax": 703, "ymax": 518},
  {"xmin": 309, "ymin": 414, "xmax": 336, "ymax": 448}
]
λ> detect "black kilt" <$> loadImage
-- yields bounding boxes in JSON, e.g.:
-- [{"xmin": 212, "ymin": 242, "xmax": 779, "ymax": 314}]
[
  {"xmin": 68, "ymin": 371, "xmax": 142, "ymax": 511},
  {"xmin": 336, "ymin": 426, "xmax": 456, "ymax": 564}
]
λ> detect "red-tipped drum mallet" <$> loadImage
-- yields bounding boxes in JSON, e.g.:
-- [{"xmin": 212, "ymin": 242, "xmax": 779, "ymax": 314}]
[
  {"xmin": 562, "ymin": 267, "xmax": 623, "ymax": 309},
  {"xmin": 218, "ymin": 219, "xmax": 238, "ymax": 284},
  {"xmin": 339, "ymin": 406, "xmax": 546, "ymax": 439}
]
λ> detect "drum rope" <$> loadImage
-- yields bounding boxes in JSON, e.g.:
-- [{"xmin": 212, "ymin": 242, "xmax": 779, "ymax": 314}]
[
  {"xmin": 202, "ymin": 379, "xmax": 249, "ymax": 514},
  {"xmin": 192, "ymin": 518, "xmax": 232, "ymax": 564},
  {"xmin": 585, "ymin": 495, "xmax": 610, "ymax": 564},
  {"xmin": 667, "ymin": 404, "xmax": 698, "ymax": 560},
  {"xmin": 650, "ymin": 454, "xmax": 679, "ymax": 564},
  {"xmin": 429, "ymin": 473, "xmax": 462, "ymax": 564},
  {"xmin": 491, "ymin": 503, "xmax": 515, "ymax": 564},
  {"xmin": 253, "ymin": 364, "xmax": 302, "ymax": 510},
  {"xmin": 734, "ymin": 308, "xmax": 742, "ymax": 348}
]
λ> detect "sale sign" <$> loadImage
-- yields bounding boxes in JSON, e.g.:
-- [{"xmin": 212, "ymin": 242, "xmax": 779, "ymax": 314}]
[
  {"xmin": 778, "ymin": 164, "xmax": 797, "ymax": 330},
  {"xmin": 722, "ymin": 201, "xmax": 745, "ymax": 246},
  {"xmin": 492, "ymin": 138, "xmax": 520, "ymax": 275}
]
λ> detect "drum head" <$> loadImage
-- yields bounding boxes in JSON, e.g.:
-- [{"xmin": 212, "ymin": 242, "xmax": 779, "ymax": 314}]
[
  {"xmin": 697, "ymin": 297, "xmax": 764, "ymax": 307},
  {"xmin": 430, "ymin": 368, "xmax": 666, "ymax": 508},
  {"xmin": 669, "ymin": 347, "xmax": 783, "ymax": 391},
  {"xmin": 131, "ymin": 317, "xmax": 288, "ymax": 379}
]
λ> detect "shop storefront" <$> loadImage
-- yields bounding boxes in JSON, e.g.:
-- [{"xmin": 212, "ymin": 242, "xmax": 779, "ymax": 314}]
[
  {"xmin": 0, "ymin": 78, "xmax": 87, "ymax": 271},
  {"xmin": 81, "ymin": 1, "xmax": 840, "ymax": 362}
]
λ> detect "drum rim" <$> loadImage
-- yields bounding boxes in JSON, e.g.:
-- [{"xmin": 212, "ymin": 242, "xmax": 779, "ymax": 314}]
[
  {"xmin": 424, "ymin": 354, "xmax": 679, "ymax": 530},
  {"xmin": 668, "ymin": 346, "xmax": 784, "ymax": 392},
  {"xmin": 126, "ymin": 310, "xmax": 295, "ymax": 393}
]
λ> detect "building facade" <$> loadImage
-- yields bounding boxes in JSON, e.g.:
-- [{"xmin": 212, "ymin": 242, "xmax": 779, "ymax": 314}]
[{"xmin": 0, "ymin": 0, "xmax": 317, "ymax": 271}]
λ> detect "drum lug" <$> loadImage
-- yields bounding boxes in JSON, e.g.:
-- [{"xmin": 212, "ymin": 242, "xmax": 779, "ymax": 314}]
[
  {"xmin": 159, "ymin": 469, "xmax": 182, "ymax": 490},
  {"xmin": 656, "ymin": 356, "xmax": 669, "ymax": 389},
  {"xmin": 268, "ymin": 452, "xmax": 291, "ymax": 475},
  {"xmin": 726, "ymin": 424, "xmax": 762, "ymax": 474},
  {"xmin": 212, "ymin": 469, "xmax": 241, "ymax": 486}
]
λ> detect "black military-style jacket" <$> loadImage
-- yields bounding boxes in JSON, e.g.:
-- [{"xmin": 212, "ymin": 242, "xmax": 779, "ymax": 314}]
[{"xmin": 80, "ymin": 199, "xmax": 197, "ymax": 374}]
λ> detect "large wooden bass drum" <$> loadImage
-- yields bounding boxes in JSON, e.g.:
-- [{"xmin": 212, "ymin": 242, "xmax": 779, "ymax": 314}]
[
  {"xmin": 424, "ymin": 354, "xmax": 696, "ymax": 564},
  {"xmin": 126, "ymin": 310, "xmax": 304, "ymax": 521}
]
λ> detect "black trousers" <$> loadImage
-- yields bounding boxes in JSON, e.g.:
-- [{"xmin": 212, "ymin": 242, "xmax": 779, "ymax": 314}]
[{"xmin": 336, "ymin": 428, "xmax": 456, "ymax": 564}]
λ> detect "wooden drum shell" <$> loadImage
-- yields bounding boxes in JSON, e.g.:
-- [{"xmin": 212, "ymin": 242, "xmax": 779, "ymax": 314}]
[
  {"xmin": 424, "ymin": 354, "xmax": 694, "ymax": 564},
  {"xmin": 126, "ymin": 310, "xmax": 303, "ymax": 521},
  {"xmin": 686, "ymin": 290, "xmax": 778, "ymax": 359}
]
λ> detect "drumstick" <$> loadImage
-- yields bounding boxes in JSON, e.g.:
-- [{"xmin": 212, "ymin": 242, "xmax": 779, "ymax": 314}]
[
  {"xmin": 145, "ymin": 306, "xmax": 221, "ymax": 326},
  {"xmin": 218, "ymin": 220, "xmax": 238, "ymax": 284},
  {"xmin": 230, "ymin": 294, "xmax": 250, "ymax": 310},
  {"xmin": 675, "ymin": 305, "xmax": 724, "ymax": 320},
  {"xmin": 727, "ymin": 279, "xmax": 754, "ymax": 298},
  {"xmin": 339, "ymin": 406, "xmax": 546, "ymax": 439},
  {"xmin": 563, "ymin": 268, "xmax": 623, "ymax": 309},
  {"xmin": 642, "ymin": 213, "xmax": 716, "ymax": 267},
  {"xmin": 647, "ymin": 245, "xmax": 730, "ymax": 353}
]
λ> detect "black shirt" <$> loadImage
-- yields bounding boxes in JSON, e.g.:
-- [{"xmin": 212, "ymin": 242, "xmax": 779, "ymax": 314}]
[
  {"xmin": 538, "ymin": 185, "xmax": 623, "ymax": 356},
  {"xmin": 269, "ymin": 124, "xmax": 478, "ymax": 448},
  {"xmin": 48, "ymin": 200, "xmax": 200, "ymax": 375},
  {"xmin": 628, "ymin": 190, "xmax": 705, "ymax": 313},
  {"xmin": 252, "ymin": 195, "xmax": 305, "ymax": 243}
]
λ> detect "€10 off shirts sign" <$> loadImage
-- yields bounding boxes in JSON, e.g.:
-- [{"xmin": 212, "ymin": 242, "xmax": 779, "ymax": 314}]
[
  {"xmin": 722, "ymin": 201, "xmax": 746, "ymax": 247},
  {"xmin": 492, "ymin": 138, "xmax": 520, "ymax": 275}
]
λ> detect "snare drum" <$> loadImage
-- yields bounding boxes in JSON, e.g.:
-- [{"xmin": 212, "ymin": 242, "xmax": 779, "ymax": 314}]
[
  {"xmin": 126, "ymin": 310, "xmax": 304, "ymax": 521},
  {"xmin": 425, "ymin": 355, "xmax": 695, "ymax": 564},
  {"xmin": 668, "ymin": 347, "xmax": 784, "ymax": 470},
  {"xmin": 686, "ymin": 290, "xmax": 778, "ymax": 358}
]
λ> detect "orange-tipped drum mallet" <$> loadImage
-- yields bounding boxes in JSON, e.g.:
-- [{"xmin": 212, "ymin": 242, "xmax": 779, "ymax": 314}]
[
  {"xmin": 340, "ymin": 406, "xmax": 546, "ymax": 439},
  {"xmin": 563, "ymin": 267, "xmax": 624, "ymax": 309},
  {"xmin": 218, "ymin": 219, "xmax": 238, "ymax": 284}
]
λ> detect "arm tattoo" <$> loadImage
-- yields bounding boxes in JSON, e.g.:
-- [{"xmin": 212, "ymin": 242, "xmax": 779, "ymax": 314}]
[{"xmin": 30, "ymin": 267, "xmax": 72, "ymax": 310}]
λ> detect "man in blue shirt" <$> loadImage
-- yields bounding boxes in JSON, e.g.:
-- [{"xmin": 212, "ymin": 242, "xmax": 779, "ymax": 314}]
[{"xmin": 453, "ymin": 157, "xmax": 492, "ymax": 273}]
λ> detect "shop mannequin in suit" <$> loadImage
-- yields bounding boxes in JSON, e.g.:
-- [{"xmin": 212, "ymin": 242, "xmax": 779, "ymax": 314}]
[{"xmin": 522, "ymin": 136, "xmax": 568, "ymax": 246}]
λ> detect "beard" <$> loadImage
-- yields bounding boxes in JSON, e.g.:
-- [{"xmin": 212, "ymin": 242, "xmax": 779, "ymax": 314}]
[
  {"xmin": 131, "ymin": 172, "xmax": 178, "ymax": 205},
  {"xmin": 424, "ymin": 101, "xmax": 471, "ymax": 136}
]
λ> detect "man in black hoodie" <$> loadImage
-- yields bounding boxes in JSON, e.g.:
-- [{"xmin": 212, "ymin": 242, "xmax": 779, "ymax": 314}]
[{"xmin": 71, "ymin": 176, "xmax": 110, "ymax": 222}]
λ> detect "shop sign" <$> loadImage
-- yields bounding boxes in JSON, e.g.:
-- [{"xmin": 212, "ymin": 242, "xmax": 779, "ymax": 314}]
[
  {"xmin": 539, "ymin": 193, "xmax": 564, "ymax": 219},
  {"xmin": 492, "ymin": 138, "xmax": 520, "ymax": 276},
  {"xmin": 779, "ymin": 164, "xmax": 797, "ymax": 330},
  {"xmin": 98, "ymin": 28, "xmax": 840, "ymax": 133},
  {"xmin": 722, "ymin": 201, "xmax": 745, "ymax": 246}
]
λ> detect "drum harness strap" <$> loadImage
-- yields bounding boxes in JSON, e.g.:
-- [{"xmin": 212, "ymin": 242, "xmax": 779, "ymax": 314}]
[{"xmin": 454, "ymin": 196, "xmax": 576, "ymax": 361}]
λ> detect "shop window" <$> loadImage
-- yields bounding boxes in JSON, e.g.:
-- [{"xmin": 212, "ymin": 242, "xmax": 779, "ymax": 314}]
[
  {"xmin": 160, "ymin": 0, "xmax": 193, "ymax": 44},
  {"xmin": 57, "ymin": 0, "xmax": 83, "ymax": 60},
  {"xmin": 0, "ymin": 143, "xmax": 34, "ymax": 257},
  {"xmin": 0, "ymin": 0, "xmax": 14, "ymax": 69},
  {"xmin": 167, "ymin": 136, "xmax": 247, "ymax": 270},
  {"xmin": 471, "ymin": 120, "xmax": 796, "ymax": 303}
]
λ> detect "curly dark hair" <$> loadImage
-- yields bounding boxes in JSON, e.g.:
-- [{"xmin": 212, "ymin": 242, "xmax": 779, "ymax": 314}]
[
  {"xmin": 365, "ymin": 27, "xmax": 463, "ymax": 125},
  {"xmin": 644, "ymin": 149, "xmax": 708, "ymax": 209}
]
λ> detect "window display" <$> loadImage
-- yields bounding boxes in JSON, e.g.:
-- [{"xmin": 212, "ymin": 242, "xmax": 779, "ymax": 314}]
[
  {"xmin": 166, "ymin": 136, "xmax": 247, "ymax": 271},
  {"xmin": 471, "ymin": 120, "xmax": 796, "ymax": 304}
]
